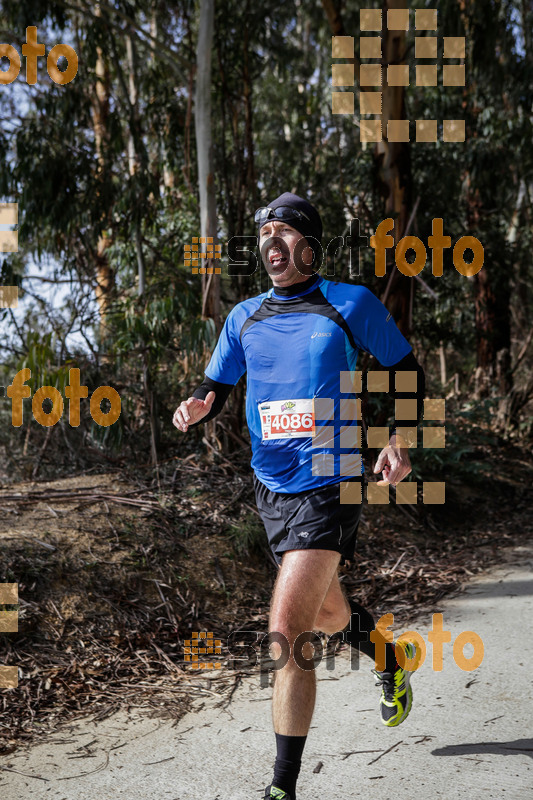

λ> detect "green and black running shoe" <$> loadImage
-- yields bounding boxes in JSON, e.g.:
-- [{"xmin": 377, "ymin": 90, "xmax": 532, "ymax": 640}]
[
  {"xmin": 372, "ymin": 641, "xmax": 419, "ymax": 727},
  {"xmin": 264, "ymin": 786, "xmax": 292, "ymax": 800}
]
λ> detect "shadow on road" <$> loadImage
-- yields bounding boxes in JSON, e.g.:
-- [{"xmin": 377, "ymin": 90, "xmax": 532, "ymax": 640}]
[
  {"xmin": 465, "ymin": 578, "xmax": 533, "ymax": 598},
  {"xmin": 432, "ymin": 739, "xmax": 533, "ymax": 759}
]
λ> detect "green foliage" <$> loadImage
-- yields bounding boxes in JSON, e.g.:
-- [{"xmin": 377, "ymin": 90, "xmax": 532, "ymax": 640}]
[
  {"xmin": 409, "ymin": 397, "xmax": 500, "ymax": 484},
  {"xmin": 226, "ymin": 513, "xmax": 267, "ymax": 557},
  {"xmin": 14, "ymin": 331, "xmax": 69, "ymax": 392},
  {"xmin": 0, "ymin": 0, "xmax": 531, "ymax": 469}
]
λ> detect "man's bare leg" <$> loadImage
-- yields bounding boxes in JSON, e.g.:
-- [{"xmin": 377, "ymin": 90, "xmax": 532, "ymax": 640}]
[
  {"xmin": 314, "ymin": 568, "xmax": 351, "ymax": 634},
  {"xmin": 269, "ymin": 549, "xmax": 346, "ymax": 736},
  {"xmin": 265, "ymin": 550, "xmax": 349, "ymax": 798}
]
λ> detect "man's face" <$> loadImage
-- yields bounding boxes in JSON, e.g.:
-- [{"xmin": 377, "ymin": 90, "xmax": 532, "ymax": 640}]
[{"xmin": 259, "ymin": 219, "xmax": 315, "ymax": 287}]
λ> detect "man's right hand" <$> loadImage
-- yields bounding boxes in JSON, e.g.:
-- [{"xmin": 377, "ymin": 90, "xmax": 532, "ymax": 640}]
[{"xmin": 172, "ymin": 391, "xmax": 216, "ymax": 433}]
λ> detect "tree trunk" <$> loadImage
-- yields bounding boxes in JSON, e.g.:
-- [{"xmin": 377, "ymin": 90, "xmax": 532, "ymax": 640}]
[
  {"xmin": 90, "ymin": 3, "xmax": 115, "ymax": 347},
  {"xmin": 195, "ymin": 0, "xmax": 220, "ymax": 332},
  {"xmin": 125, "ymin": 30, "xmax": 147, "ymax": 297},
  {"xmin": 213, "ymin": 2, "xmax": 261, "ymax": 450},
  {"xmin": 375, "ymin": 0, "xmax": 413, "ymax": 335},
  {"xmin": 457, "ymin": 2, "xmax": 513, "ymax": 408},
  {"xmin": 242, "ymin": 0, "xmax": 257, "ymax": 212},
  {"xmin": 142, "ymin": 350, "xmax": 160, "ymax": 474},
  {"xmin": 195, "ymin": 0, "xmax": 221, "ymax": 458},
  {"xmin": 321, "ymin": 0, "xmax": 414, "ymax": 334},
  {"xmin": 124, "ymin": 21, "xmax": 158, "ymax": 463},
  {"xmin": 438, "ymin": 342, "xmax": 447, "ymax": 387}
]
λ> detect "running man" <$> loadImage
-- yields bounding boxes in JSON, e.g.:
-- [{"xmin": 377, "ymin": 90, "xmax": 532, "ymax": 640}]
[{"xmin": 173, "ymin": 192, "xmax": 425, "ymax": 800}]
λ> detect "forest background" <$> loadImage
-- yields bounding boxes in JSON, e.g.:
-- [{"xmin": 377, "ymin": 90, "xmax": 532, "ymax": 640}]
[
  {"xmin": 0, "ymin": 0, "xmax": 532, "ymax": 476},
  {"xmin": 0, "ymin": 0, "xmax": 532, "ymax": 751}
]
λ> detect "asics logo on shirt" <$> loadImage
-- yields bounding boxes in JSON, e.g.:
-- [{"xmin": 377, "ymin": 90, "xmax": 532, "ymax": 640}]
[{"xmin": 311, "ymin": 331, "xmax": 332, "ymax": 338}]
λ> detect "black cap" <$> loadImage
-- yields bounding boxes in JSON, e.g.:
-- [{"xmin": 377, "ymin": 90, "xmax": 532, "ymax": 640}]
[{"xmin": 257, "ymin": 191, "xmax": 323, "ymax": 266}]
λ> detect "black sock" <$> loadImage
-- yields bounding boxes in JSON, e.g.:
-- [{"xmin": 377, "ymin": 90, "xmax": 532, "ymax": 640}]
[
  {"xmin": 272, "ymin": 732, "xmax": 307, "ymax": 799},
  {"xmin": 343, "ymin": 598, "xmax": 397, "ymax": 673}
]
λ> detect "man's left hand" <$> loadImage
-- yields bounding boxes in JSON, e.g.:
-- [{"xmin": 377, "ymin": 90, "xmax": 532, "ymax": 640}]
[{"xmin": 373, "ymin": 434, "xmax": 412, "ymax": 485}]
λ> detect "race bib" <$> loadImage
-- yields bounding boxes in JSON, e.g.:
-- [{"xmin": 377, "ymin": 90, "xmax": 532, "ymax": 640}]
[{"xmin": 258, "ymin": 399, "xmax": 315, "ymax": 440}]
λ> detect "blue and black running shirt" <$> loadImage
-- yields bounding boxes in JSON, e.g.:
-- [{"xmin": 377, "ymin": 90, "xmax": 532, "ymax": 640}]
[{"xmin": 204, "ymin": 276, "xmax": 412, "ymax": 493}]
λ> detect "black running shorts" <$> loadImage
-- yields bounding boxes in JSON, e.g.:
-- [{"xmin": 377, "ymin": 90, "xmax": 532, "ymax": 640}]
[{"xmin": 253, "ymin": 474, "xmax": 364, "ymax": 567}]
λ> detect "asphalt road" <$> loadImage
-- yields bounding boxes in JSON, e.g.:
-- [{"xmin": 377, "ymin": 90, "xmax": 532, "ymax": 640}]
[{"xmin": 1, "ymin": 540, "xmax": 532, "ymax": 800}]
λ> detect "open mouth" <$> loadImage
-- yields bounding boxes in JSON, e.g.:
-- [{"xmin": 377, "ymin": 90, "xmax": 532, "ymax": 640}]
[{"xmin": 269, "ymin": 248, "xmax": 289, "ymax": 267}]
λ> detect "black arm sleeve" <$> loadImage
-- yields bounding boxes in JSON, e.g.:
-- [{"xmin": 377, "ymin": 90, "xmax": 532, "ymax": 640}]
[
  {"xmin": 187, "ymin": 375, "xmax": 234, "ymax": 428},
  {"xmin": 385, "ymin": 350, "xmax": 426, "ymax": 443}
]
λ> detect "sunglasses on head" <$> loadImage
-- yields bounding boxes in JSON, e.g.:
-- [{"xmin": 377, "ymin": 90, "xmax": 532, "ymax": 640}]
[{"xmin": 254, "ymin": 206, "xmax": 311, "ymax": 226}]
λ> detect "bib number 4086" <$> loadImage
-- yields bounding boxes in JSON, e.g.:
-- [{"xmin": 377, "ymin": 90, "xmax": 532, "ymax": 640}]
[{"xmin": 270, "ymin": 412, "xmax": 313, "ymax": 433}]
